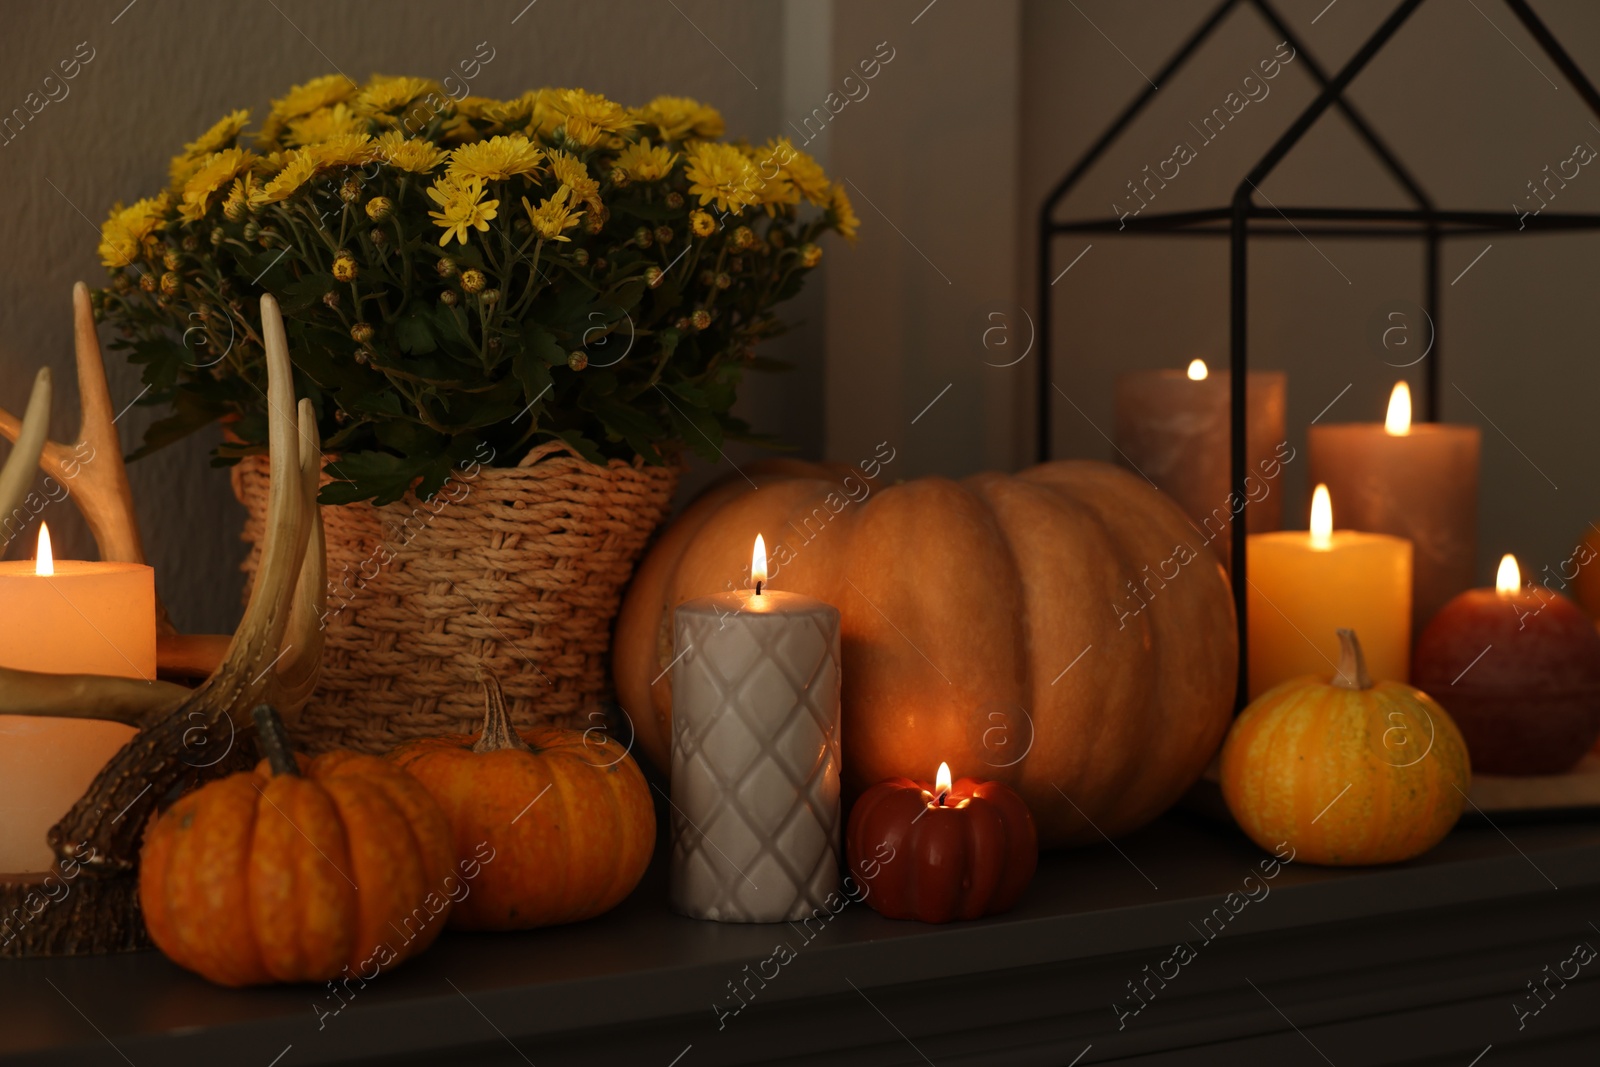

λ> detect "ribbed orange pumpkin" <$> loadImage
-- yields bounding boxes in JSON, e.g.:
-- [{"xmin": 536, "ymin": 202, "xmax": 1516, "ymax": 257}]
[
  {"xmin": 389, "ymin": 671, "xmax": 656, "ymax": 930},
  {"xmin": 614, "ymin": 458, "xmax": 1238, "ymax": 847},
  {"xmin": 1221, "ymin": 629, "xmax": 1471, "ymax": 866},
  {"xmin": 139, "ymin": 706, "xmax": 457, "ymax": 987}
]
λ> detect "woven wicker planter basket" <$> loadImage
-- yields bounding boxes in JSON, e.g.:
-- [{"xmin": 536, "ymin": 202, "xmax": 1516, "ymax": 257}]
[{"xmin": 231, "ymin": 442, "xmax": 679, "ymax": 754}]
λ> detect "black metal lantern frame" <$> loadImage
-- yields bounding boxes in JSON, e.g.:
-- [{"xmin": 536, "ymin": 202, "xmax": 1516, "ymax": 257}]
[{"xmin": 1037, "ymin": 0, "xmax": 1600, "ymax": 702}]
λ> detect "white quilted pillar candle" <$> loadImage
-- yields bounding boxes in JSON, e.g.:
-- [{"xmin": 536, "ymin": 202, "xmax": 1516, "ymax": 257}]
[{"xmin": 669, "ymin": 546, "xmax": 842, "ymax": 923}]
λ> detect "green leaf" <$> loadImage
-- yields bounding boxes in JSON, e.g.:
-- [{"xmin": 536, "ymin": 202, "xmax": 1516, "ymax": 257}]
[
  {"xmin": 554, "ymin": 429, "xmax": 605, "ymax": 464},
  {"xmin": 319, "ymin": 450, "xmax": 421, "ymax": 506},
  {"xmin": 588, "ymin": 395, "xmax": 663, "ymax": 463},
  {"xmin": 662, "ymin": 395, "xmax": 723, "ymax": 462},
  {"xmin": 394, "ymin": 309, "xmax": 437, "ymax": 355},
  {"xmin": 526, "ymin": 325, "xmax": 567, "ymax": 367},
  {"xmin": 277, "ymin": 273, "xmax": 336, "ymax": 315}
]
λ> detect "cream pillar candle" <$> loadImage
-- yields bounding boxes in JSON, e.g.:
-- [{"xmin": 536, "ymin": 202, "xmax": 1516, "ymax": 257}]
[
  {"xmin": 1308, "ymin": 381, "xmax": 1480, "ymax": 632},
  {"xmin": 670, "ymin": 536, "xmax": 842, "ymax": 923},
  {"xmin": 0, "ymin": 525, "xmax": 150, "ymax": 872},
  {"xmin": 1246, "ymin": 485, "xmax": 1412, "ymax": 698},
  {"xmin": 1114, "ymin": 361, "xmax": 1288, "ymax": 565}
]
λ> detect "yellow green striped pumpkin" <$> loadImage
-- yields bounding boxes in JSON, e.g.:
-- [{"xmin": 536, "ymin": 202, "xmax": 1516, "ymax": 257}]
[{"xmin": 1220, "ymin": 628, "xmax": 1470, "ymax": 866}]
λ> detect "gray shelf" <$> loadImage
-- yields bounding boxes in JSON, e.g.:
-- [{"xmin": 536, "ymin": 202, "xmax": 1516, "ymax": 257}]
[{"xmin": 2, "ymin": 812, "xmax": 1598, "ymax": 1066}]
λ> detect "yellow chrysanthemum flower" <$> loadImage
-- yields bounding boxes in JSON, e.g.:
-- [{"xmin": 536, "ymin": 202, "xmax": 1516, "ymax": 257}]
[
  {"xmin": 551, "ymin": 89, "xmax": 637, "ymax": 136},
  {"xmin": 169, "ymin": 109, "xmax": 251, "ymax": 185},
  {"xmin": 427, "ymin": 172, "xmax": 499, "ymax": 246},
  {"xmin": 746, "ymin": 141, "xmax": 799, "ymax": 214},
  {"xmin": 452, "ymin": 96, "xmax": 501, "ymax": 121},
  {"xmin": 355, "ymin": 76, "xmax": 443, "ymax": 124},
  {"xmin": 178, "ymin": 147, "xmax": 256, "ymax": 223},
  {"xmin": 780, "ymin": 144, "xmax": 830, "ymax": 206},
  {"xmin": 448, "ymin": 134, "xmax": 544, "ymax": 181},
  {"xmin": 313, "ymin": 132, "xmax": 378, "ymax": 168},
  {"xmin": 829, "ymin": 182, "xmax": 859, "ymax": 242},
  {"xmin": 375, "ymin": 131, "xmax": 447, "ymax": 173},
  {"xmin": 521, "ymin": 185, "xmax": 584, "ymax": 242},
  {"xmin": 223, "ymin": 173, "xmax": 261, "ymax": 220},
  {"xmin": 285, "ymin": 103, "xmax": 366, "ymax": 147},
  {"xmin": 98, "ymin": 195, "xmax": 170, "ymax": 268},
  {"xmin": 614, "ymin": 138, "xmax": 678, "ymax": 182},
  {"xmin": 262, "ymin": 74, "xmax": 357, "ymax": 142},
  {"xmin": 636, "ymin": 96, "xmax": 725, "ymax": 141},
  {"xmin": 546, "ymin": 150, "xmax": 602, "ymax": 212},
  {"xmin": 685, "ymin": 141, "xmax": 757, "ymax": 215},
  {"xmin": 251, "ymin": 149, "xmax": 321, "ymax": 205},
  {"xmin": 526, "ymin": 88, "xmax": 565, "ymax": 138}
]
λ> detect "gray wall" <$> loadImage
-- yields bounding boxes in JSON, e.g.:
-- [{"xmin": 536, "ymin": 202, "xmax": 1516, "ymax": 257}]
[{"xmin": 3, "ymin": 0, "xmax": 1598, "ymax": 632}]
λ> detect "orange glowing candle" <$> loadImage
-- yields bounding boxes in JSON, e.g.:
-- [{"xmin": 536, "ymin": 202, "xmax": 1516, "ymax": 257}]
[
  {"xmin": 0, "ymin": 524, "xmax": 154, "ymax": 872},
  {"xmin": 1246, "ymin": 485, "xmax": 1413, "ymax": 698}
]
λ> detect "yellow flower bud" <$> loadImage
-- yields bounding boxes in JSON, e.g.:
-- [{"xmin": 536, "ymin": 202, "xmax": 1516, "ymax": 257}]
[
  {"xmin": 350, "ymin": 322, "xmax": 374, "ymax": 344},
  {"xmin": 690, "ymin": 211, "xmax": 715, "ymax": 238},
  {"xmin": 160, "ymin": 271, "xmax": 182, "ymax": 296},
  {"xmin": 366, "ymin": 196, "xmax": 394, "ymax": 222},
  {"xmin": 460, "ymin": 269, "xmax": 486, "ymax": 294},
  {"xmin": 567, "ymin": 350, "xmax": 588, "ymax": 371},
  {"xmin": 801, "ymin": 243, "xmax": 822, "ymax": 268},
  {"xmin": 333, "ymin": 255, "xmax": 359, "ymax": 282}
]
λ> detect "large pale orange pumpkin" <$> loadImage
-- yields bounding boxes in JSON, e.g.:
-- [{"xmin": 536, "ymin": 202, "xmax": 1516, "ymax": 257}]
[
  {"xmin": 1220, "ymin": 629, "xmax": 1471, "ymax": 865},
  {"xmin": 389, "ymin": 671, "xmax": 656, "ymax": 929},
  {"xmin": 139, "ymin": 707, "xmax": 457, "ymax": 987},
  {"xmin": 614, "ymin": 458, "xmax": 1237, "ymax": 847}
]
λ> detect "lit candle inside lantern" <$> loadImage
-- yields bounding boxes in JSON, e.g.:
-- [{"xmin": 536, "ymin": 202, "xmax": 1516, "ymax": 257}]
[
  {"xmin": 0, "ymin": 523, "xmax": 154, "ymax": 872},
  {"xmin": 1308, "ymin": 380, "xmax": 1480, "ymax": 632},
  {"xmin": 669, "ymin": 535, "xmax": 842, "ymax": 922},
  {"xmin": 1246, "ymin": 485, "xmax": 1412, "ymax": 698},
  {"xmin": 1113, "ymin": 360, "xmax": 1288, "ymax": 568}
]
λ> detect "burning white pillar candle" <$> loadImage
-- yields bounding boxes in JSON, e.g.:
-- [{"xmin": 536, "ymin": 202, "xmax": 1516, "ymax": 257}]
[{"xmin": 669, "ymin": 535, "xmax": 842, "ymax": 922}]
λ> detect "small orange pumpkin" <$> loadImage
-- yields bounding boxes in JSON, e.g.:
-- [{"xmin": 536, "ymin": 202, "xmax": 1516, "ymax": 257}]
[
  {"xmin": 389, "ymin": 670, "xmax": 656, "ymax": 930},
  {"xmin": 1220, "ymin": 628, "xmax": 1470, "ymax": 866},
  {"xmin": 139, "ymin": 706, "xmax": 457, "ymax": 987}
]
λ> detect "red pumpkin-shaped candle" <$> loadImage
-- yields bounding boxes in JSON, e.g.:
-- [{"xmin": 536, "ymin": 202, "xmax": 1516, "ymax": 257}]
[
  {"xmin": 846, "ymin": 763, "xmax": 1036, "ymax": 923},
  {"xmin": 1413, "ymin": 554, "xmax": 1600, "ymax": 774}
]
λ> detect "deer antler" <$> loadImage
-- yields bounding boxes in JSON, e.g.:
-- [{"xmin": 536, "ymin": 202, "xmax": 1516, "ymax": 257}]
[
  {"xmin": 0, "ymin": 284, "xmax": 149, "ymax": 566},
  {"xmin": 0, "ymin": 366, "xmax": 51, "ymax": 541},
  {"xmin": 0, "ymin": 291, "xmax": 327, "ymax": 871}
]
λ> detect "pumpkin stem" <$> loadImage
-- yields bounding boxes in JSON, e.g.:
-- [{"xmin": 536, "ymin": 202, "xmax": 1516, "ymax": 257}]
[
  {"xmin": 1332, "ymin": 628, "xmax": 1375, "ymax": 691},
  {"xmin": 252, "ymin": 704, "xmax": 301, "ymax": 777},
  {"xmin": 472, "ymin": 666, "xmax": 532, "ymax": 754}
]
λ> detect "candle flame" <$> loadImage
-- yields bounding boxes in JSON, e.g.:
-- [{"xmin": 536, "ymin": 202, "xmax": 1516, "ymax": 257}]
[
  {"xmin": 1385, "ymin": 380, "xmax": 1412, "ymax": 436},
  {"xmin": 35, "ymin": 523, "xmax": 53, "ymax": 577},
  {"xmin": 935, "ymin": 761, "xmax": 952, "ymax": 798},
  {"xmin": 1309, "ymin": 484, "xmax": 1333, "ymax": 548},
  {"xmin": 1496, "ymin": 553, "xmax": 1521, "ymax": 596},
  {"xmin": 1186, "ymin": 358, "xmax": 1209, "ymax": 381},
  {"xmin": 751, "ymin": 534, "xmax": 767, "ymax": 592}
]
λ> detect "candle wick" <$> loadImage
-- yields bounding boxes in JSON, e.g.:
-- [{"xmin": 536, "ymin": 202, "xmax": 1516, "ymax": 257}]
[
  {"xmin": 937, "ymin": 790, "xmax": 947, "ymax": 807},
  {"xmin": 755, "ymin": 580, "xmax": 763, "ymax": 596}
]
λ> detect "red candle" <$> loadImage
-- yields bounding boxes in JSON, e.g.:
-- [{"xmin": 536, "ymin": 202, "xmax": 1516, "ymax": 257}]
[
  {"xmin": 1413, "ymin": 554, "xmax": 1600, "ymax": 774},
  {"xmin": 846, "ymin": 762, "xmax": 1037, "ymax": 924}
]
